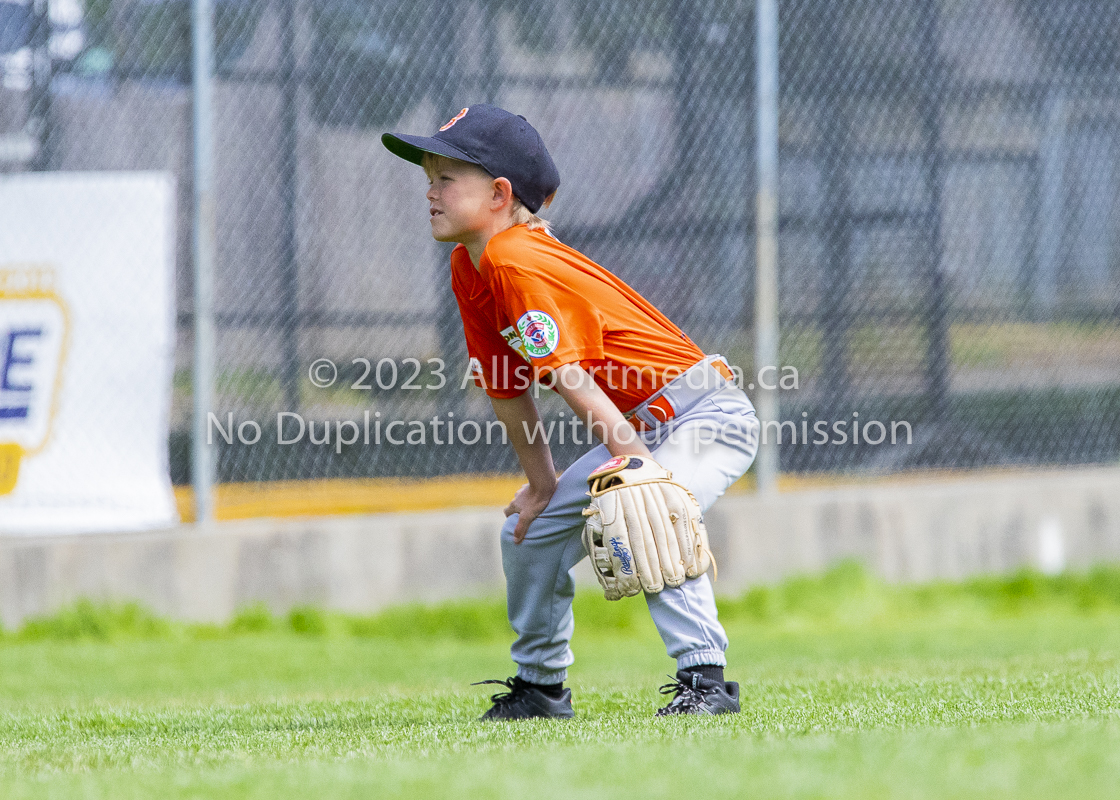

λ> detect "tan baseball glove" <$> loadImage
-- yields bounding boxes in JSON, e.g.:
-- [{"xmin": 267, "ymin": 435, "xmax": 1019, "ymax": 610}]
[{"xmin": 581, "ymin": 455, "xmax": 714, "ymax": 601}]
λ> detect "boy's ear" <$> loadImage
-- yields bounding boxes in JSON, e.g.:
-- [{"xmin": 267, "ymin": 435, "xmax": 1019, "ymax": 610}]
[{"xmin": 491, "ymin": 177, "xmax": 514, "ymax": 208}]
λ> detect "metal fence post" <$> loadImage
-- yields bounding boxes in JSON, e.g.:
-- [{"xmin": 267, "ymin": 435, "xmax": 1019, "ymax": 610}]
[
  {"xmin": 191, "ymin": 0, "xmax": 216, "ymax": 523},
  {"xmin": 821, "ymin": 103, "xmax": 851, "ymax": 422},
  {"xmin": 279, "ymin": 0, "xmax": 301, "ymax": 412},
  {"xmin": 1036, "ymin": 89, "xmax": 1068, "ymax": 319},
  {"xmin": 918, "ymin": 0, "xmax": 950, "ymax": 419},
  {"xmin": 29, "ymin": 0, "xmax": 52, "ymax": 171},
  {"xmin": 754, "ymin": 0, "xmax": 780, "ymax": 492}
]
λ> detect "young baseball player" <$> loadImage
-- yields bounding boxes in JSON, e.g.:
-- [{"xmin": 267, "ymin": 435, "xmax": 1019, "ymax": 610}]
[{"xmin": 382, "ymin": 104, "xmax": 760, "ymax": 718}]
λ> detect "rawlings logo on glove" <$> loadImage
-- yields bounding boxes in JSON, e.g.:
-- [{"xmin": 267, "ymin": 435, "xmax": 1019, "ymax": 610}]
[
  {"xmin": 609, "ymin": 538, "xmax": 634, "ymax": 574},
  {"xmin": 581, "ymin": 455, "xmax": 714, "ymax": 601}
]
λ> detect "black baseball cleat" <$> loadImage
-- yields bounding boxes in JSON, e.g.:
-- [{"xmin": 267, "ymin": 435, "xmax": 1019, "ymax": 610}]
[
  {"xmin": 655, "ymin": 670, "xmax": 741, "ymax": 716},
  {"xmin": 473, "ymin": 677, "xmax": 575, "ymax": 721}
]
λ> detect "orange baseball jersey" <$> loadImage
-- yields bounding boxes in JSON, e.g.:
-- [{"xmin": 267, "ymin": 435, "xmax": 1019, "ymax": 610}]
[{"xmin": 451, "ymin": 224, "xmax": 706, "ymax": 412}]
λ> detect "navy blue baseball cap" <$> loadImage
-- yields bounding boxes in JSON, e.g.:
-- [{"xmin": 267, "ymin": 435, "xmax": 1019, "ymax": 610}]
[{"xmin": 382, "ymin": 104, "xmax": 560, "ymax": 214}]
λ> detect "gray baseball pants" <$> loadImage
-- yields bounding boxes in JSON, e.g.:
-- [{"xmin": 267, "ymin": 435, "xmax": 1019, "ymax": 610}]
[{"xmin": 500, "ymin": 383, "xmax": 760, "ymax": 685}]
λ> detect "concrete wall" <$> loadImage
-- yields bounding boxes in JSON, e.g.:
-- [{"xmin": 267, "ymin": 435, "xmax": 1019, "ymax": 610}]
[
  {"xmin": 3, "ymin": 466, "xmax": 1120, "ymax": 629},
  {"xmin": 705, "ymin": 466, "xmax": 1120, "ymax": 593}
]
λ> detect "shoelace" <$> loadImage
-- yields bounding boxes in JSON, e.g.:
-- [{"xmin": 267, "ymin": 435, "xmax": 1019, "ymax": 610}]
[
  {"xmin": 472, "ymin": 678, "xmax": 522, "ymax": 706},
  {"xmin": 657, "ymin": 673, "xmax": 706, "ymax": 712}
]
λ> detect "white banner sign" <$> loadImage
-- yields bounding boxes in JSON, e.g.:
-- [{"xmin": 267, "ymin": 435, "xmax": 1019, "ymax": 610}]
[{"xmin": 0, "ymin": 172, "xmax": 178, "ymax": 534}]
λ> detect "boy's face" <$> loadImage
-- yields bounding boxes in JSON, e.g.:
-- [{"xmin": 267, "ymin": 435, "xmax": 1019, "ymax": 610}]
[{"xmin": 424, "ymin": 155, "xmax": 502, "ymax": 244}]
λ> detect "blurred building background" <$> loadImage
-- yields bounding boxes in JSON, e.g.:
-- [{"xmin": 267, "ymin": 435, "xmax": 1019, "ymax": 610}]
[{"xmin": 2, "ymin": 0, "xmax": 1117, "ymax": 491}]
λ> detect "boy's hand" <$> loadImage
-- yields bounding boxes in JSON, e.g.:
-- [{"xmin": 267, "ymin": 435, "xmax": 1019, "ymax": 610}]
[{"xmin": 504, "ymin": 482, "xmax": 555, "ymax": 543}]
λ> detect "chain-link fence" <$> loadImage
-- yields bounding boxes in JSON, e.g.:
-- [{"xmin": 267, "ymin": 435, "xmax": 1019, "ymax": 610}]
[
  {"xmin": 3, "ymin": 0, "xmax": 1118, "ymax": 494},
  {"xmin": 779, "ymin": 0, "xmax": 1120, "ymax": 472}
]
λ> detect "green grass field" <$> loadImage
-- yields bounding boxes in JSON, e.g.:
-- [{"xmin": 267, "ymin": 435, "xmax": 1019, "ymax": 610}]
[{"xmin": 2, "ymin": 564, "xmax": 1120, "ymax": 799}]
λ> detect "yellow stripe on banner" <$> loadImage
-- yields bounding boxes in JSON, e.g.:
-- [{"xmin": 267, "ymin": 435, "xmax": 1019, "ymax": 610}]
[{"xmin": 173, "ymin": 466, "xmax": 1043, "ymax": 523}]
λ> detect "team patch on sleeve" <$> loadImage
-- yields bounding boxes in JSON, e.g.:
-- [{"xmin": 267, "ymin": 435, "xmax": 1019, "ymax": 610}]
[{"xmin": 515, "ymin": 310, "xmax": 560, "ymax": 358}]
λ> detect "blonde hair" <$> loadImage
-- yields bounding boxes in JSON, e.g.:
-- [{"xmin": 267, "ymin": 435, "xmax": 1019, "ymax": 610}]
[
  {"xmin": 512, "ymin": 197, "xmax": 553, "ymax": 233},
  {"xmin": 421, "ymin": 151, "xmax": 553, "ymax": 234}
]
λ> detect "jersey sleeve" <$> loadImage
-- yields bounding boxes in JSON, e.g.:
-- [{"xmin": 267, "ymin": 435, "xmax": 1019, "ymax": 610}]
[
  {"xmin": 451, "ymin": 257, "xmax": 532, "ymax": 399},
  {"xmin": 488, "ymin": 263, "xmax": 606, "ymax": 376}
]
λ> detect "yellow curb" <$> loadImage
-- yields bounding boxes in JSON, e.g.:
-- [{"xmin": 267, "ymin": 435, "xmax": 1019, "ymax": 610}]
[
  {"xmin": 174, "ymin": 474, "xmax": 528, "ymax": 522},
  {"xmin": 172, "ymin": 466, "xmax": 1050, "ymax": 523}
]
